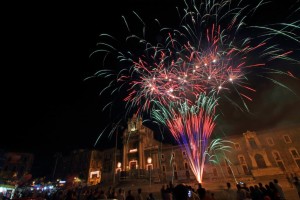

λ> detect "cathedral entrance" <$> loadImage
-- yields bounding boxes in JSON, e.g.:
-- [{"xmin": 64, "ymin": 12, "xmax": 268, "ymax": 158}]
[{"xmin": 129, "ymin": 160, "xmax": 138, "ymax": 169}]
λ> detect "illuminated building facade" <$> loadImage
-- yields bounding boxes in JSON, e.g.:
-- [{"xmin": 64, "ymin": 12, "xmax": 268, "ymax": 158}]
[
  {"xmin": 0, "ymin": 152, "xmax": 34, "ymax": 180},
  {"xmin": 116, "ymin": 116, "xmax": 300, "ymax": 185},
  {"xmin": 55, "ymin": 148, "xmax": 121, "ymax": 186},
  {"xmin": 57, "ymin": 115, "xmax": 300, "ymax": 187}
]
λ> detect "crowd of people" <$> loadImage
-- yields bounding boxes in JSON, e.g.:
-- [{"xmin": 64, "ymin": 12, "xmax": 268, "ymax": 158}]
[{"xmin": 3, "ymin": 176, "xmax": 300, "ymax": 200}]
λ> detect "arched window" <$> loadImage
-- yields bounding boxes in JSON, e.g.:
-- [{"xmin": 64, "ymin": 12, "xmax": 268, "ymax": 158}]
[
  {"xmin": 238, "ymin": 155, "xmax": 246, "ymax": 164},
  {"xmin": 161, "ymin": 154, "xmax": 165, "ymax": 161},
  {"xmin": 267, "ymin": 137, "xmax": 274, "ymax": 146},
  {"xmin": 238, "ymin": 155, "xmax": 250, "ymax": 174},
  {"xmin": 290, "ymin": 148, "xmax": 300, "ymax": 168},
  {"xmin": 234, "ymin": 143, "xmax": 240, "ymax": 150},
  {"xmin": 173, "ymin": 164, "xmax": 177, "ymax": 171},
  {"xmin": 184, "ymin": 162, "xmax": 189, "ymax": 170},
  {"xmin": 283, "ymin": 135, "xmax": 292, "ymax": 143},
  {"xmin": 249, "ymin": 138, "xmax": 258, "ymax": 149},
  {"xmin": 174, "ymin": 171, "xmax": 178, "ymax": 180},
  {"xmin": 272, "ymin": 151, "xmax": 286, "ymax": 171},
  {"xmin": 172, "ymin": 152, "xmax": 175, "ymax": 158},
  {"xmin": 227, "ymin": 166, "xmax": 233, "ymax": 175},
  {"xmin": 254, "ymin": 154, "xmax": 267, "ymax": 168},
  {"xmin": 186, "ymin": 170, "xmax": 190, "ymax": 179}
]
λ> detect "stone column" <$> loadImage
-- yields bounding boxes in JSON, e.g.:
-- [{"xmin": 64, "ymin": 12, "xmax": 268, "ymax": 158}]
[
  {"xmin": 123, "ymin": 137, "xmax": 128, "ymax": 171},
  {"xmin": 139, "ymin": 135, "xmax": 143, "ymax": 169}
]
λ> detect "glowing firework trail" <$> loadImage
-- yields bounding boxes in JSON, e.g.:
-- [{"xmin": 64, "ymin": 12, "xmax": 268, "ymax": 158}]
[
  {"xmin": 89, "ymin": 0, "xmax": 299, "ymax": 182},
  {"xmin": 151, "ymin": 92, "xmax": 218, "ymax": 183},
  {"xmin": 90, "ymin": 0, "xmax": 299, "ymax": 116},
  {"xmin": 205, "ymin": 138, "xmax": 236, "ymax": 182}
]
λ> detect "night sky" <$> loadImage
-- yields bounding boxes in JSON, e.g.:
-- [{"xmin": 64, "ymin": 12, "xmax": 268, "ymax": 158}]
[{"xmin": 2, "ymin": 0, "xmax": 300, "ymax": 177}]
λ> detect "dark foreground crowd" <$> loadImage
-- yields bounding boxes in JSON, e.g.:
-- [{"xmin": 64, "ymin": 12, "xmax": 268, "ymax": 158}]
[{"xmin": 4, "ymin": 176, "xmax": 300, "ymax": 200}]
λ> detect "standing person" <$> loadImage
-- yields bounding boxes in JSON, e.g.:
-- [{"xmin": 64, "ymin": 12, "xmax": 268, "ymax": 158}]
[
  {"xmin": 223, "ymin": 182, "xmax": 236, "ymax": 200},
  {"xmin": 146, "ymin": 193, "xmax": 155, "ymax": 200},
  {"xmin": 273, "ymin": 179, "xmax": 286, "ymax": 200},
  {"xmin": 293, "ymin": 177, "xmax": 300, "ymax": 198},
  {"xmin": 160, "ymin": 185, "xmax": 166, "ymax": 200},
  {"xmin": 99, "ymin": 190, "xmax": 107, "ymax": 200},
  {"xmin": 173, "ymin": 184, "xmax": 188, "ymax": 200},
  {"xmin": 258, "ymin": 183, "xmax": 268, "ymax": 198},
  {"xmin": 168, "ymin": 181, "xmax": 174, "ymax": 193},
  {"xmin": 196, "ymin": 183, "xmax": 206, "ymax": 200},
  {"xmin": 126, "ymin": 190, "xmax": 135, "ymax": 200},
  {"xmin": 236, "ymin": 184, "xmax": 247, "ymax": 200},
  {"xmin": 269, "ymin": 182, "xmax": 280, "ymax": 200},
  {"xmin": 136, "ymin": 188, "xmax": 143, "ymax": 200},
  {"xmin": 108, "ymin": 188, "xmax": 117, "ymax": 199},
  {"xmin": 117, "ymin": 188, "xmax": 125, "ymax": 200}
]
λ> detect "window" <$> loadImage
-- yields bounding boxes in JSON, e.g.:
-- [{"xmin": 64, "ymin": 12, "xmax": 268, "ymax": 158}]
[
  {"xmin": 296, "ymin": 160, "xmax": 300, "ymax": 169},
  {"xmin": 290, "ymin": 149, "xmax": 300, "ymax": 158},
  {"xmin": 290, "ymin": 148, "xmax": 300, "ymax": 168},
  {"xmin": 184, "ymin": 163, "xmax": 189, "ymax": 170},
  {"xmin": 238, "ymin": 156, "xmax": 246, "ymax": 164},
  {"xmin": 255, "ymin": 154, "xmax": 267, "ymax": 168},
  {"xmin": 182, "ymin": 151, "xmax": 186, "ymax": 156},
  {"xmin": 234, "ymin": 143, "xmax": 240, "ymax": 150},
  {"xmin": 131, "ymin": 122, "xmax": 136, "ymax": 131},
  {"xmin": 172, "ymin": 152, "xmax": 175, "ymax": 158},
  {"xmin": 92, "ymin": 174, "xmax": 97, "ymax": 179},
  {"xmin": 186, "ymin": 170, "xmax": 190, "ymax": 178},
  {"xmin": 242, "ymin": 165, "xmax": 249, "ymax": 174},
  {"xmin": 225, "ymin": 159, "xmax": 233, "ymax": 175},
  {"xmin": 238, "ymin": 155, "xmax": 250, "ymax": 174},
  {"xmin": 162, "ymin": 165, "xmax": 166, "ymax": 172},
  {"xmin": 272, "ymin": 151, "xmax": 286, "ymax": 171},
  {"xmin": 174, "ymin": 171, "xmax": 178, "ymax": 180},
  {"xmin": 173, "ymin": 164, "xmax": 177, "ymax": 171},
  {"xmin": 249, "ymin": 138, "xmax": 258, "ymax": 148},
  {"xmin": 277, "ymin": 161, "xmax": 286, "ymax": 171},
  {"xmin": 161, "ymin": 154, "xmax": 165, "ymax": 161},
  {"xmin": 272, "ymin": 151, "xmax": 281, "ymax": 161},
  {"xmin": 267, "ymin": 137, "xmax": 274, "ymax": 146},
  {"xmin": 283, "ymin": 135, "xmax": 292, "ymax": 143}
]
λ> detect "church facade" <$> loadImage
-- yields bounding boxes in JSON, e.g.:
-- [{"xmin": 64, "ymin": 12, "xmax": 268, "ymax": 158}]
[
  {"xmin": 110, "ymin": 115, "xmax": 300, "ymax": 186},
  {"xmin": 60, "ymin": 115, "xmax": 300, "ymax": 187}
]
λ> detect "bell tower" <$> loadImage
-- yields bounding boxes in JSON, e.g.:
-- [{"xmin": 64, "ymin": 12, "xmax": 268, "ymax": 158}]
[{"xmin": 122, "ymin": 114, "xmax": 154, "ymax": 171}]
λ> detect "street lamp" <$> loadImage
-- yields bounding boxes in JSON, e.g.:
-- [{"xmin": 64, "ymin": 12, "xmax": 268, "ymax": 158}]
[
  {"xmin": 147, "ymin": 157, "xmax": 152, "ymax": 187},
  {"xmin": 113, "ymin": 125, "xmax": 120, "ymax": 186},
  {"xmin": 117, "ymin": 162, "xmax": 121, "ymax": 168}
]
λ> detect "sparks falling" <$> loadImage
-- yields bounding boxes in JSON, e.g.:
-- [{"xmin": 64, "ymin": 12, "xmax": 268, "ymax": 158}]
[
  {"xmin": 151, "ymin": 93, "xmax": 218, "ymax": 183},
  {"xmin": 89, "ymin": 0, "xmax": 299, "ymax": 183}
]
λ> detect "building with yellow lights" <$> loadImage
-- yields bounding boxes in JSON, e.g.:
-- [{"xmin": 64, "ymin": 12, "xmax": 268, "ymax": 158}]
[{"xmin": 57, "ymin": 115, "xmax": 300, "ymax": 187}]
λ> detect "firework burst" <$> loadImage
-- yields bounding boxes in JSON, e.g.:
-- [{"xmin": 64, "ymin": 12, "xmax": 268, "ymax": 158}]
[
  {"xmin": 151, "ymin": 92, "xmax": 218, "ymax": 182},
  {"xmin": 90, "ymin": 0, "xmax": 299, "ymax": 114},
  {"xmin": 89, "ymin": 0, "xmax": 299, "ymax": 182}
]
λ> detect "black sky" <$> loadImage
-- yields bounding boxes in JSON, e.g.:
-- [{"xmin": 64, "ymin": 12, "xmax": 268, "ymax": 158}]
[{"xmin": 2, "ymin": 0, "xmax": 300, "ymax": 177}]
